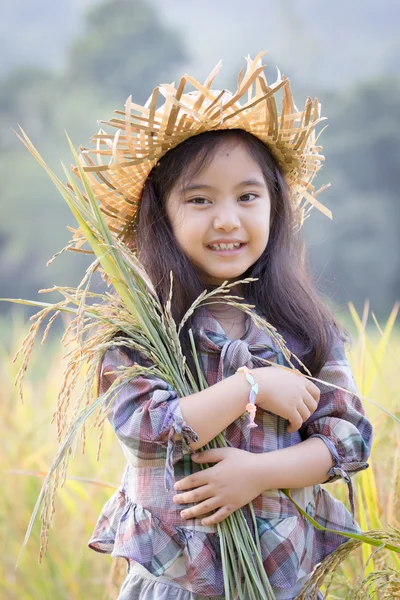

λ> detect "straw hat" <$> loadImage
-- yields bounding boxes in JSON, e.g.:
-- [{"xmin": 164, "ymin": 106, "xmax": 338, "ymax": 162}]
[{"xmin": 74, "ymin": 52, "xmax": 331, "ymax": 240}]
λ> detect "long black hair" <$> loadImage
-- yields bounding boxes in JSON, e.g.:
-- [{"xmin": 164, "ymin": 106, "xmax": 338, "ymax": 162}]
[{"xmin": 128, "ymin": 129, "xmax": 343, "ymax": 376}]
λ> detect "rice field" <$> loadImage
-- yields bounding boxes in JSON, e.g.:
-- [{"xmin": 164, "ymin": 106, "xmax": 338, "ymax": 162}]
[{"xmin": 1, "ymin": 303, "xmax": 399, "ymax": 599}]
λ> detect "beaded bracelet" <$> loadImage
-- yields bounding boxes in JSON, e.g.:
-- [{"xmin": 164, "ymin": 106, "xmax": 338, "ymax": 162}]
[{"xmin": 237, "ymin": 365, "xmax": 258, "ymax": 429}]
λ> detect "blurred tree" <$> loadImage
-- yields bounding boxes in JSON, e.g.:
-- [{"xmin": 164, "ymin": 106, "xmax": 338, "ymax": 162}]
[
  {"xmin": 66, "ymin": 0, "xmax": 187, "ymax": 102},
  {"xmin": 0, "ymin": 0, "xmax": 94, "ymax": 74},
  {"xmin": 305, "ymin": 78, "xmax": 400, "ymax": 315},
  {"xmin": 0, "ymin": 67, "xmax": 57, "ymax": 150},
  {"xmin": 0, "ymin": 0, "xmax": 188, "ymax": 309},
  {"xmin": 323, "ymin": 79, "xmax": 400, "ymax": 195}
]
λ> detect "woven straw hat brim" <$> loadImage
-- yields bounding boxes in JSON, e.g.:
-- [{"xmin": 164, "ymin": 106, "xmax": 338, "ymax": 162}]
[{"xmin": 73, "ymin": 52, "xmax": 331, "ymax": 240}]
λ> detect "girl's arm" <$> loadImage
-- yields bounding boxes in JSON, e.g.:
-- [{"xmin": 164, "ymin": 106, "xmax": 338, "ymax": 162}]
[
  {"xmin": 101, "ymin": 345, "xmax": 317, "ymax": 490},
  {"xmin": 172, "ymin": 439, "xmax": 334, "ymax": 525},
  {"xmin": 173, "ymin": 336, "xmax": 372, "ymax": 524},
  {"xmin": 179, "ymin": 364, "xmax": 319, "ymax": 449},
  {"xmin": 100, "ymin": 345, "xmax": 249, "ymax": 490},
  {"xmin": 252, "ymin": 336, "xmax": 373, "ymax": 493},
  {"xmin": 173, "ymin": 371, "xmax": 371, "ymax": 524},
  {"xmin": 292, "ymin": 335, "xmax": 373, "ymax": 513},
  {"xmin": 247, "ymin": 336, "xmax": 372, "ymax": 512},
  {"xmin": 252, "ymin": 436, "xmax": 334, "ymax": 490},
  {"xmin": 300, "ymin": 336, "xmax": 372, "ymax": 475},
  {"xmin": 102, "ymin": 346, "xmax": 250, "ymax": 447}
]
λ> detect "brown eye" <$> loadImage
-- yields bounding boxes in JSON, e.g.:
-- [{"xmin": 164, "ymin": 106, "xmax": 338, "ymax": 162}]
[
  {"xmin": 188, "ymin": 197, "xmax": 210, "ymax": 205},
  {"xmin": 239, "ymin": 193, "xmax": 257, "ymax": 203}
]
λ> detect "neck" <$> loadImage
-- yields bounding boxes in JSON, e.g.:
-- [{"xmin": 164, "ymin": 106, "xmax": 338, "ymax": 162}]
[{"xmin": 205, "ymin": 282, "xmax": 247, "ymax": 323}]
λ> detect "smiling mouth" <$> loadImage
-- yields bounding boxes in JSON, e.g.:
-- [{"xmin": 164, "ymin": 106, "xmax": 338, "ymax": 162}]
[{"xmin": 207, "ymin": 242, "xmax": 246, "ymax": 251}]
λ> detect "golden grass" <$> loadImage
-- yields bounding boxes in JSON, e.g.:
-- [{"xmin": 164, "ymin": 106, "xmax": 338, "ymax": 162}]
[
  {"xmin": 1, "ymin": 303, "xmax": 399, "ymax": 599},
  {"xmin": 0, "ymin": 319, "xmax": 122, "ymax": 600}
]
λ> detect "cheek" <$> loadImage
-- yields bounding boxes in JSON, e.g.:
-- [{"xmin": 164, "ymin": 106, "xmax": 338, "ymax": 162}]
[
  {"xmin": 251, "ymin": 213, "xmax": 270, "ymax": 244},
  {"xmin": 175, "ymin": 220, "xmax": 203, "ymax": 246},
  {"xmin": 168, "ymin": 208, "xmax": 187, "ymax": 239},
  {"xmin": 167, "ymin": 203, "xmax": 183, "ymax": 230},
  {"xmin": 170, "ymin": 214, "xmax": 205, "ymax": 257},
  {"xmin": 172, "ymin": 210, "xmax": 204, "ymax": 238}
]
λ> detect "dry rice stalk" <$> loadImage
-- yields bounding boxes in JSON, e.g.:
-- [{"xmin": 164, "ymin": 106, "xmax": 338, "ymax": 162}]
[
  {"xmin": 18, "ymin": 363, "xmax": 151, "ymax": 563},
  {"xmin": 13, "ymin": 304, "xmax": 66, "ymax": 401},
  {"xmin": 46, "ymin": 235, "xmax": 92, "ymax": 266},
  {"xmin": 296, "ymin": 528, "xmax": 400, "ymax": 600},
  {"xmin": 96, "ymin": 418, "xmax": 106, "ymax": 462},
  {"xmin": 104, "ymin": 557, "xmax": 127, "ymax": 600},
  {"xmin": 349, "ymin": 567, "xmax": 400, "ymax": 599},
  {"xmin": 41, "ymin": 310, "xmax": 61, "ymax": 344}
]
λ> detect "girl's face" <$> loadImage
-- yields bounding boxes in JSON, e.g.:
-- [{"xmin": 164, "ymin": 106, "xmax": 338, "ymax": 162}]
[{"xmin": 166, "ymin": 141, "xmax": 271, "ymax": 285}]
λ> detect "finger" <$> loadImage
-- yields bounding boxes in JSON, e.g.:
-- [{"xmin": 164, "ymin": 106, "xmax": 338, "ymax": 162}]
[
  {"xmin": 303, "ymin": 391, "xmax": 318, "ymax": 415},
  {"xmin": 297, "ymin": 402, "xmax": 311, "ymax": 423},
  {"xmin": 287, "ymin": 411, "xmax": 303, "ymax": 433},
  {"xmin": 174, "ymin": 472, "xmax": 208, "ymax": 491},
  {"xmin": 305, "ymin": 379, "xmax": 321, "ymax": 402},
  {"xmin": 201, "ymin": 505, "xmax": 235, "ymax": 526},
  {"xmin": 173, "ymin": 485, "xmax": 212, "ymax": 506},
  {"xmin": 191, "ymin": 448, "xmax": 226, "ymax": 464},
  {"xmin": 180, "ymin": 497, "xmax": 221, "ymax": 521}
]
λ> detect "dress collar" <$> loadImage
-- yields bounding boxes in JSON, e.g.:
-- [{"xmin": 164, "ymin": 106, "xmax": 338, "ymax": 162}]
[{"xmin": 192, "ymin": 306, "xmax": 285, "ymax": 378}]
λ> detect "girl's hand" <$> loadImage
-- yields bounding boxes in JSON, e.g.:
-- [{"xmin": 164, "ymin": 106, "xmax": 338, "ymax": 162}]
[
  {"xmin": 253, "ymin": 366, "xmax": 320, "ymax": 433},
  {"xmin": 173, "ymin": 447, "xmax": 264, "ymax": 525}
]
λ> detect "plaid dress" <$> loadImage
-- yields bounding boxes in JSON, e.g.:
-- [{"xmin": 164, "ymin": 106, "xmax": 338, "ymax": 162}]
[{"xmin": 88, "ymin": 307, "xmax": 373, "ymax": 597}]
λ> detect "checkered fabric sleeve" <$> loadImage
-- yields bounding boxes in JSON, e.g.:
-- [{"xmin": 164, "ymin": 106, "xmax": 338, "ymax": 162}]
[
  {"xmin": 99, "ymin": 346, "xmax": 199, "ymax": 490},
  {"xmin": 300, "ymin": 336, "xmax": 373, "ymax": 515}
]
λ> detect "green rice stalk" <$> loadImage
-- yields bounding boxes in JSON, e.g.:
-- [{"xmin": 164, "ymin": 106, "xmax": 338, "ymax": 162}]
[
  {"xmin": 188, "ymin": 328, "xmax": 275, "ymax": 598},
  {"xmin": 284, "ymin": 490, "xmax": 400, "ymax": 554}
]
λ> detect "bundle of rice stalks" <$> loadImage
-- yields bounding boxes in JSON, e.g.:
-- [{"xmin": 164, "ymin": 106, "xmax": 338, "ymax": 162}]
[
  {"xmin": 3, "ymin": 130, "xmax": 400, "ymax": 599},
  {"xmin": 11, "ymin": 130, "xmax": 289, "ymax": 599}
]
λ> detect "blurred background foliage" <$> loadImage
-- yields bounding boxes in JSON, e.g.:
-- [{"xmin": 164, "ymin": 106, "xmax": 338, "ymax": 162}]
[{"xmin": 1, "ymin": 0, "xmax": 400, "ymax": 315}]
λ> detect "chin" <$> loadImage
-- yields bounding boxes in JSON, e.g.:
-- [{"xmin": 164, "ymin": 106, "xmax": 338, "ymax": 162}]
[{"xmin": 204, "ymin": 270, "xmax": 248, "ymax": 284}]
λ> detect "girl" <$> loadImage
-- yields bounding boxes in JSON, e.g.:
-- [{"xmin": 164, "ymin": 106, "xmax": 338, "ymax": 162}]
[{"xmin": 86, "ymin": 59, "xmax": 373, "ymax": 600}]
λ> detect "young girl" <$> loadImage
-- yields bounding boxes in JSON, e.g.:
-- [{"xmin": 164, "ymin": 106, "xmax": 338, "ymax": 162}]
[{"xmin": 86, "ymin": 59, "xmax": 373, "ymax": 600}]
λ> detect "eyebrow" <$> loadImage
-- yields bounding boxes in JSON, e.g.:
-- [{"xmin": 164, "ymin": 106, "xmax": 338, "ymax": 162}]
[{"xmin": 183, "ymin": 178, "xmax": 267, "ymax": 192}]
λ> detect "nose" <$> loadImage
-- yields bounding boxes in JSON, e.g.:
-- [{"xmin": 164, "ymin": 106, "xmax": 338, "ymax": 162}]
[{"xmin": 213, "ymin": 204, "xmax": 241, "ymax": 232}]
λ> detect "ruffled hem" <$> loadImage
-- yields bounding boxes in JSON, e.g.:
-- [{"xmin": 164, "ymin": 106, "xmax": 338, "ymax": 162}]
[
  {"xmin": 89, "ymin": 489, "xmax": 224, "ymax": 596},
  {"xmin": 89, "ymin": 486, "xmax": 358, "ymax": 593},
  {"xmin": 118, "ymin": 561, "xmax": 227, "ymax": 600}
]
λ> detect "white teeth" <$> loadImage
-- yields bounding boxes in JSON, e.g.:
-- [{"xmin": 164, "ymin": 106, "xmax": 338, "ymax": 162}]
[{"xmin": 209, "ymin": 242, "xmax": 242, "ymax": 251}]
